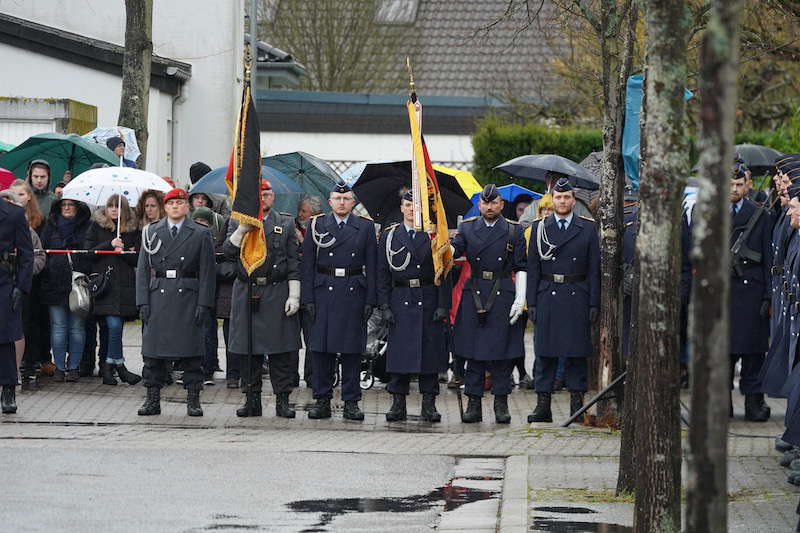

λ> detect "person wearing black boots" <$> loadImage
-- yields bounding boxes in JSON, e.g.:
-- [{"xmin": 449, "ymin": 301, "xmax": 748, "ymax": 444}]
[
  {"xmin": 135, "ymin": 188, "xmax": 215, "ymax": 417},
  {"xmin": 378, "ymin": 191, "xmax": 450, "ymax": 423},
  {"xmin": 224, "ymin": 180, "xmax": 302, "ymax": 419},
  {"xmin": 0, "ymin": 193, "xmax": 34, "ymax": 414},
  {"xmin": 450, "ymin": 185, "xmax": 528, "ymax": 424},
  {"xmin": 85, "ymin": 194, "xmax": 142, "ymax": 386},
  {"xmin": 526, "ymin": 178, "xmax": 601, "ymax": 423}
]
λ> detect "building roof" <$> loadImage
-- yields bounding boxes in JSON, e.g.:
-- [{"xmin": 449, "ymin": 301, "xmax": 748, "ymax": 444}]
[
  {"xmin": 410, "ymin": 0, "xmax": 563, "ymax": 99},
  {"xmin": 0, "ymin": 12, "xmax": 191, "ymax": 95}
]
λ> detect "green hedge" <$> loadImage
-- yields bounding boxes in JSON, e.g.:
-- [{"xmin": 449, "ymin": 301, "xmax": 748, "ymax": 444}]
[{"xmin": 471, "ymin": 116, "xmax": 603, "ymax": 189}]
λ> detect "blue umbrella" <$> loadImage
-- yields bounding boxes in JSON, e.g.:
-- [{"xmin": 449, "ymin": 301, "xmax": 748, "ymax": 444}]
[
  {"xmin": 189, "ymin": 165, "xmax": 304, "ymax": 214},
  {"xmin": 464, "ymin": 184, "xmax": 542, "ymax": 218}
]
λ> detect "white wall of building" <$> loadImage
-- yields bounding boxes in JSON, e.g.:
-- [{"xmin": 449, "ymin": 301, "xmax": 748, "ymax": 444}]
[
  {"xmin": 260, "ymin": 131, "xmax": 474, "ymax": 166},
  {"xmin": 0, "ymin": 0, "xmax": 244, "ymax": 184}
]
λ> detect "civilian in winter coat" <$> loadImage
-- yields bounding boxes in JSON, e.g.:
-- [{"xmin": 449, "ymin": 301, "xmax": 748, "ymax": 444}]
[
  {"xmin": 39, "ymin": 198, "xmax": 92, "ymax": 381},
  {"xmin": 26, "ymin": 159, "xmax": 56, "ymax": 219},
  {"xmin": 85, "ymin": 195, "xmax": 142, "ymax": 386}
]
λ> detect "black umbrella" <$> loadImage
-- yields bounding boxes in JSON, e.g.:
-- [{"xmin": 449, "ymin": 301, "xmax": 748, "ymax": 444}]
[
  {"xmin": 735, "ymin": 144, "xmax": 783, "ymax": 175},
  {"xmin": 495, "ymin": 154, "xmax": 600, "ymax": 190},
  {"xmin": 350, "ymin": 161, "xmax": 473, "ymax": 228}
]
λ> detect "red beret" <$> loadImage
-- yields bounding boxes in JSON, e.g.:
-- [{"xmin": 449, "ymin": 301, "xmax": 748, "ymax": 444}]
[
  {"xmin": 163, "ymin": 188, "xmax": 188, "ymax": 204},
  {"xmin": 261, "ymin": 179, "xmax": 272, "ymax": 191}
]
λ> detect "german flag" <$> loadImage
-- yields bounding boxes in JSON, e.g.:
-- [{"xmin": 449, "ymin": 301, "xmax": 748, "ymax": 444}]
[
  {"xmin": 407, "ymin": 95, "xmax": 453, "ymax": 285},
  {"xmin": 225, "ymin": 74, "xmax": 266, "ymax": 275}
]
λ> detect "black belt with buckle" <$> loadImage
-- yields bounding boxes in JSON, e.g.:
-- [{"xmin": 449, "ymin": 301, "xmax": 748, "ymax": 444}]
[
  {"xmin": 394, "ymin": 277, "xmax": 434, "ymax": 288},
  {"xmin": 154, "ymin": 271, "xmax": 197, "ymax": 279},
  {"xmin": 773, "ymin": 265, "xmax": 785, "ymax": 276},
  {"xmin": 470, "ymin": 270, "xmax": 509, "ymax": 281},
  {"xmin": 249, "ymin": 275, "xmax": 286, "ymax": 286},
  {"xmin": 542, "ymin": 273, "xmax": 587, "ymax": 283},
  {"xmin": 317, "ymin": 265, "xmax": 364, "ymax": 277}
]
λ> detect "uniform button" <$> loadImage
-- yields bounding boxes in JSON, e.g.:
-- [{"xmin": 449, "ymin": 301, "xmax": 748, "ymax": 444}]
[
  {"xmin": 404, "ymin": 302, "xmax": 409, "ymax": 306},
  {"xmin": 178, "ymin": 289, "xmax": 183, "ymax": 293},
  {"xmin": 571, "ymin": 291, "xmax": 576, "ymax": 296},
  {"xmin": 497, "ymin": 291, "xmax": 501, "ymax": 295},
  {"xmin": 476, "ymin": 257, "xmax": 481, "ymax": 261},
  {"xmin": 551, "ymin": 291, "xmax": 556, "ymax": 295},
  {"xmin": 418, "ymin": 302, "xmax": 422, "ymax": 306},
  {"xmin": 351, "ymin": 252, "xmax": 356, "ymax": 257},
  {"xmin": 573, "ymin": 257, "xmax": 577, "ymax": 261},
  {"xmin": 743, "ymin": 280, "xmax": 748, "ymax": 285},
  {"xmin": 328, "ymin": 286, "xmax": 333, "ymax": 291},
  {"xmin": 349, "ymin": 287, "xmax": 353, "ymax": 291},
  {"xmin": 476, "ymin": 290, "xmax": 481, "ymax": 295},
  {"xmin": 180, "ymin": 256, "xmax": 184, "ymax": 261},
  {"xmin": 329, "ymin": 252, "xmax": 333, "ymax": 256},
  {"xmin": 160, "ymin": 289, "xmax": 165, "ymax": 293},
  {"xmin": 497, "ymin": 257, "xmax": 502, "ymax": 260},
  {"xmin": 416, "ymin": 265, "xmax": 420, "ymax": 269}
]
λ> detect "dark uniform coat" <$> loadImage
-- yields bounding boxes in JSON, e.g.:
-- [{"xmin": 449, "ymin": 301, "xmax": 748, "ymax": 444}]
[
  {"xmin": 527, "ymin": 213, "xmax": 600, "ymax": 358},
  {"xmin": 0, "ymin": 201, "xmax": 33, "ymax": 344},
  {"xmin": 300, "ymin": 213, "xmax": 377, "ymax": 354},
  {"xmin": 730, "ymin": 198, "xmax": 772, "ymax": 354},
  {"xmin": 84, "ymin": 209, "xmax": 141, "ymax": 319},
  {"xmin": 451, "ymin": 216, "xmax": 526, "ymax": 361},
  {"xmin": 377, "ymin": 223, "xmax": 451, "ymax": 374},
  {"xmin": 760, "ymin": 209, "xmax": 794, "ymax": 396},
  {"xmin": 224, "ymin": 210, "xmax": 302, "ymax": 355},
  {"xmin": 136, "ymin": 217, "xmax": 215, "ymax": 358},
  {"xmin": 780, "ymin": 232, "xmax": 800, "ymax": 399}
]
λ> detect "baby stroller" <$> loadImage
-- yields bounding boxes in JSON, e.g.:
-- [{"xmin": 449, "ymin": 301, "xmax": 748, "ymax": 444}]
[{"xmin": 332, "ymin": 309, "xmax": 390, "ymax": 390}]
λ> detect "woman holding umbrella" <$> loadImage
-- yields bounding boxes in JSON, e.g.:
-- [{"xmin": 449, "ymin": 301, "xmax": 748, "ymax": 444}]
[{"xmin": 84, "ymin": 194, "xmax": 142, "ymax": 386}]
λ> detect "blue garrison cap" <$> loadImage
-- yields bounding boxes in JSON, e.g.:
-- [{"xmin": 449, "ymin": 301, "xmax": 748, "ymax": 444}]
[
  {"xmin": 732, "ymin": 163, "xmax": 748, "ymax": 179},
  {"xmin": 553, "ymin": 177, "xmax": 573, "ymax": 193},
  {"xmin": 777, "ymin": 154, "xmax": 800, "ymax": 172},
  {"xmin": 401, "ymin": 190, "xmax": 413, "ymax": 202},
  {"xmin": 331, "ymin": 181, "xmax": 351, "ymax": 194},
  {"xmin": 788, "ymin": 169, "xmax": 800, "ymax": 199},
  {"xmin": 480, "ymin": 184, "xmax": 500, "ymax": 202}
]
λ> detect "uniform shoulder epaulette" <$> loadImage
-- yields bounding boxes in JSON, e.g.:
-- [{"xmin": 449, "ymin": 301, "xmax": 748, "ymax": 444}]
[
  {"xmin": 579, "ymin": 215, "xmax": 596, "ymax": 222},
  {"xmin": 358, "ymin": 214, "xmax": 374, "ymax": 222},
  {"xmin": 461, "ymin": 216, "xmax": 479, "ymax": 223},
  {"xmin": 383, "ymin": 222, "xmax": 400, "ymax": 232}
]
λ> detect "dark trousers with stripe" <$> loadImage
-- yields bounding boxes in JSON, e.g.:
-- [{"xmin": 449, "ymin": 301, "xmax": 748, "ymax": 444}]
[
  {"xmin": 534, "ymin": 356, "xmax": 587, "ymax": 392},
  {"xmin": 464, "ymin": 359, "xmax": 514, "ymax": 397},
  {"xmin": 312, "ymin": 351, "xmax": 361, "ymax": 402}
]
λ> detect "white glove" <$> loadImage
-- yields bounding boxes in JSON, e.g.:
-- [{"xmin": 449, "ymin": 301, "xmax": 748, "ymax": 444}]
[
  {"xmin": 285, "ymin": 280, "xmax": 300, "ymax": 316},
  {"xmin": 229, "ymin": 223, "xmax": 255, "ymax": 247},
  {"xmin": 509, "ymin": 271, "xmax": 527, "ymax": 325}
]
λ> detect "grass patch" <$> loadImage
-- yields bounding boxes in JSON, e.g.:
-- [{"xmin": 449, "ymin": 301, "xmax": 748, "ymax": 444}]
[{"xmin": 531, "ymin": 488, "xmax": 634, "ymax": 503}]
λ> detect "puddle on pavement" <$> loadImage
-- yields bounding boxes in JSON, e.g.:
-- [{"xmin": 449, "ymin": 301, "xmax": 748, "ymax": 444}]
[
  {"xmin": 531, "ymin": 520, "xmax": 632, "ymax": 532},
  {"xmin": 286, "ymin": 459, "xmax": 501, "ymax": 531},
  {"xmin": 534, "ymin": 506, "xmax": 597, "ymax": 514}
]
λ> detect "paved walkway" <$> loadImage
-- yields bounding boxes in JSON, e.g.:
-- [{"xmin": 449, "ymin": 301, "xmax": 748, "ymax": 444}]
[{"xmin": 0, "ymin": 324, "xmax": 795, "ymax": 532}]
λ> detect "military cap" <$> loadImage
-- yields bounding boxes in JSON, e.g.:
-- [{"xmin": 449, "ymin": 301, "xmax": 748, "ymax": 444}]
[
  {"xmin": 401, "ymin": 190, "xmax": 413, "ymax": 202},
  {"xmin": 732, "ymin": 163, "xmax": 748, "ymax": 180},
  {"xmin": 480, "ymin": 184, "xmax": 500, "ymax": 202},
  {"xmin": 776, "ymin": 154, "xmax": 800, "ymax": 172},
  {"xmin": 163, "ymin": 187, "xmax": 188, "ymax": 204},
  {"xmin": 261, "ymin": 179, "xmax": 272, "ymax": 191},
  {"xmin": 783, "ymin": 160, "xmax": 800, "ymax": 176},
  {"xmin": 788, "ymin": 169, "xmax": 800, "ymax": 199},
  {"xmin": 553, "ymin": 176, "xmax": 573, "ymax": 192},
  {"xmin": 331, "ymin": 181, "xmax": 351, "ymax": 194}
]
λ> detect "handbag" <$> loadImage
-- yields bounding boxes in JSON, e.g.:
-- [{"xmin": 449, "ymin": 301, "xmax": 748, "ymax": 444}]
[
  {"xmin": 66, "ymin": 253, "xmax": 91, "ymax": 318},
  {"xmin": 89, "ymin": 265, "xmax": 114, "ymax": 298}
]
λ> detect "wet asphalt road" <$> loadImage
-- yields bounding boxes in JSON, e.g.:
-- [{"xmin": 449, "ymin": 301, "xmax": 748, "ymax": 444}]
[{"xmin": 3, "ymin": 446, "xmax": 454, "ymax": 532}]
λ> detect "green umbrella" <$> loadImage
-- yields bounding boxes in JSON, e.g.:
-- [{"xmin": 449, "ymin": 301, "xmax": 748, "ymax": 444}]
[
  {"xmin": 0, "ymin": 132, "xmax": 120, "ymax": 189},
  {"xmin": 0, "ymin": 141, "xmax": 15, "ymax": 153},
  {"xmin": 263, "ymin": 151, "xmax": 341, "ymax": 213}
]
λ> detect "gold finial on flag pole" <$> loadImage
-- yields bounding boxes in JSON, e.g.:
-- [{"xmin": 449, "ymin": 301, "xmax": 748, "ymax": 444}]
[
  {"xmin": 244, "ymin": 43, "xmax": 254, "ymax": 83},
  {"xmin": 406, "ymin": 56, "xmax": 417, "ymax": 101}
]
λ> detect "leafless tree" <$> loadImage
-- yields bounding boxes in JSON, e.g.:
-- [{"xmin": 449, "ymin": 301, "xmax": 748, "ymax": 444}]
[{"xmin": 117, "ymin": 0, "xmax": 152, "ymax": 167}]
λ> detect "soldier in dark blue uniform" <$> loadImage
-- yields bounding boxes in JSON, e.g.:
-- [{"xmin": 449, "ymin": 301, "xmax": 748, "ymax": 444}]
[
  {"xmin": 527, "ymin": 178, "xmax": 600, "ymax": 422},
  {"xmin": 301, "ymin": 182, "xmax": 377, "ymax": 421},
  {"xmin": 451, "ymin": 184, "xmax": 527, "ymax": 424},
  {"xmin": 0, "ymin": 197, "xmax": 33, "ymax": 414},
  {"xmin": 729, "ymin": 163, "xmax": 773, "ymax": 421},
  {"xmin": 378, "ymin": 191, "xmax": 451, "ymax": 423}
]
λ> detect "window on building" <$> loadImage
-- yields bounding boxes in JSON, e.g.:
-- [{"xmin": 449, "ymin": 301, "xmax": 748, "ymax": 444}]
[{"xmin": 375, "ymin": 0, "xmax": 419, "ymax": 25}]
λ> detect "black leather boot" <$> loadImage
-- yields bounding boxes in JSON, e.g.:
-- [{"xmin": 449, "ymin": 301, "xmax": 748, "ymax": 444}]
[
  {"xmin": 307, "ymin": 398, "xmax": 331, "ymax": 419},
  {"xmin": 102, "ymin": 364, "xmax": 118, "ymax": 385},
  {"xmin": 116, "ymin": 365, "xmax": 142, "ymax": 385},
  {"xmin": 385, "ymin": 393, "xmax": 407, "ymax": 422},
  {"xmin": 1, "ymin": 385, "xmax": 17, "ymax": 414},
  {"xmin": 420, "ymin": 393, "xmax": 441, "ymax": 423},
  {"xmin": 744, "ymin": 393, "xmax": 770, "ymax": 422},
  {"xmin": 186, "ymin": 390, "xmax": 203, "ymax": 417},
  {"xmin": 461, "ymin": 395, "xmax": 482, "ymax": 423},
  {"xmin": 343, "ymin": 400, "xmax": 365, "ymax": 421},
  {"xmin": 494, "ymin": 395, "xmax": 511, "ymax": 424},
  {"xmin": 236, "ymin": 391, "xmax": 262, "ymax": 417},
  {"xmin": 275, "ymin": 392, "xmax": 295, "ymax": 418},
  {"xmin": 570, "ymin": 392, "xmax": 584, "ymax": 417},
  {"xmin": 528, "ymin": 392, "xmax": 553, "ymax": 423},
  {"xmin": 137, "ymin": 387, "xmax": 161, "ymax": 416}
]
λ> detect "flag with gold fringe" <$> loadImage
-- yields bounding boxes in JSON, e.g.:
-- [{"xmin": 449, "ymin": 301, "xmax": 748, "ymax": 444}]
[
  {"xmin": 407, "ymin": 94, "xmax": 453, "ymax": 285},
  {"xmin": 225, "ymin": 68, "xmax": 266, "ymax": 275}
]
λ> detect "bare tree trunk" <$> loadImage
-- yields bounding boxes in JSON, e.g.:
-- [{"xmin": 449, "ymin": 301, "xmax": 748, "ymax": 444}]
[
  {"xmin": 596, "ymin": 0, "xmax": 637, "ymax": 427},
  {"xmin": 118, "ymin": 0, "xmax": 153, "ymax": 168},
  {"xmin": 633, "ymin": 1, "xmax": 689, "ymax": 531},
  {"xmin": 686, "ymin": 1, "xmax": 742, "ymax": 531}
]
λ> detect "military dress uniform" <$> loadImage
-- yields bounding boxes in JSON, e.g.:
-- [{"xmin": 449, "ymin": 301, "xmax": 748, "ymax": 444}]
[
  {"xmin": 225, "ymin": 208, "xmax": 302, "ymax": 418},
  {"xmin": 136, "ymin": 188, "xmax": 216, "ymax": 417},
  {"xmin": 451, "ymin": 185, "xmax": 527, "ymax": 424},
  {"xmin": 377, "ymin": 215, "xmax": 451, "ymax": 423},
  {"xmin": 729, "ymin": 194, "xmax": 773, "ymax": 421},
  {"xmin": 300, "ymin": 184, "xmax": 377, "ymax": 421},
  {"xmin": 0, "ymin": 200, "xmax": 33, "ymax": 414},
  {"xmin": 527, "ymin": 178, "xmax": 600, "ymax": 422}
]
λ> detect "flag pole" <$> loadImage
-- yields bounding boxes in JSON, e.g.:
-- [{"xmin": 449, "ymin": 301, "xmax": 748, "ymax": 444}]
[
  {"xmin": 243, "ymin": 43, "xmax": 256, "ymax": 374},
  {"xmin": 407, "ymin": 57, "xmax": 423, "ymax": 232}
]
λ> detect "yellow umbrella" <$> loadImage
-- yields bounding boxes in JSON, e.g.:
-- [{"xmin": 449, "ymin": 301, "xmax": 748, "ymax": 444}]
[{"xmin": 432, "ymin": 165, "xmax": 482, "ymax": 198}]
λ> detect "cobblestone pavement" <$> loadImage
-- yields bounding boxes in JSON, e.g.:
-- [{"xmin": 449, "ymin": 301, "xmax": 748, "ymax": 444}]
[{"xmin": 1, "ymin": 324, "xmax": 796, "ymax": 531}]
